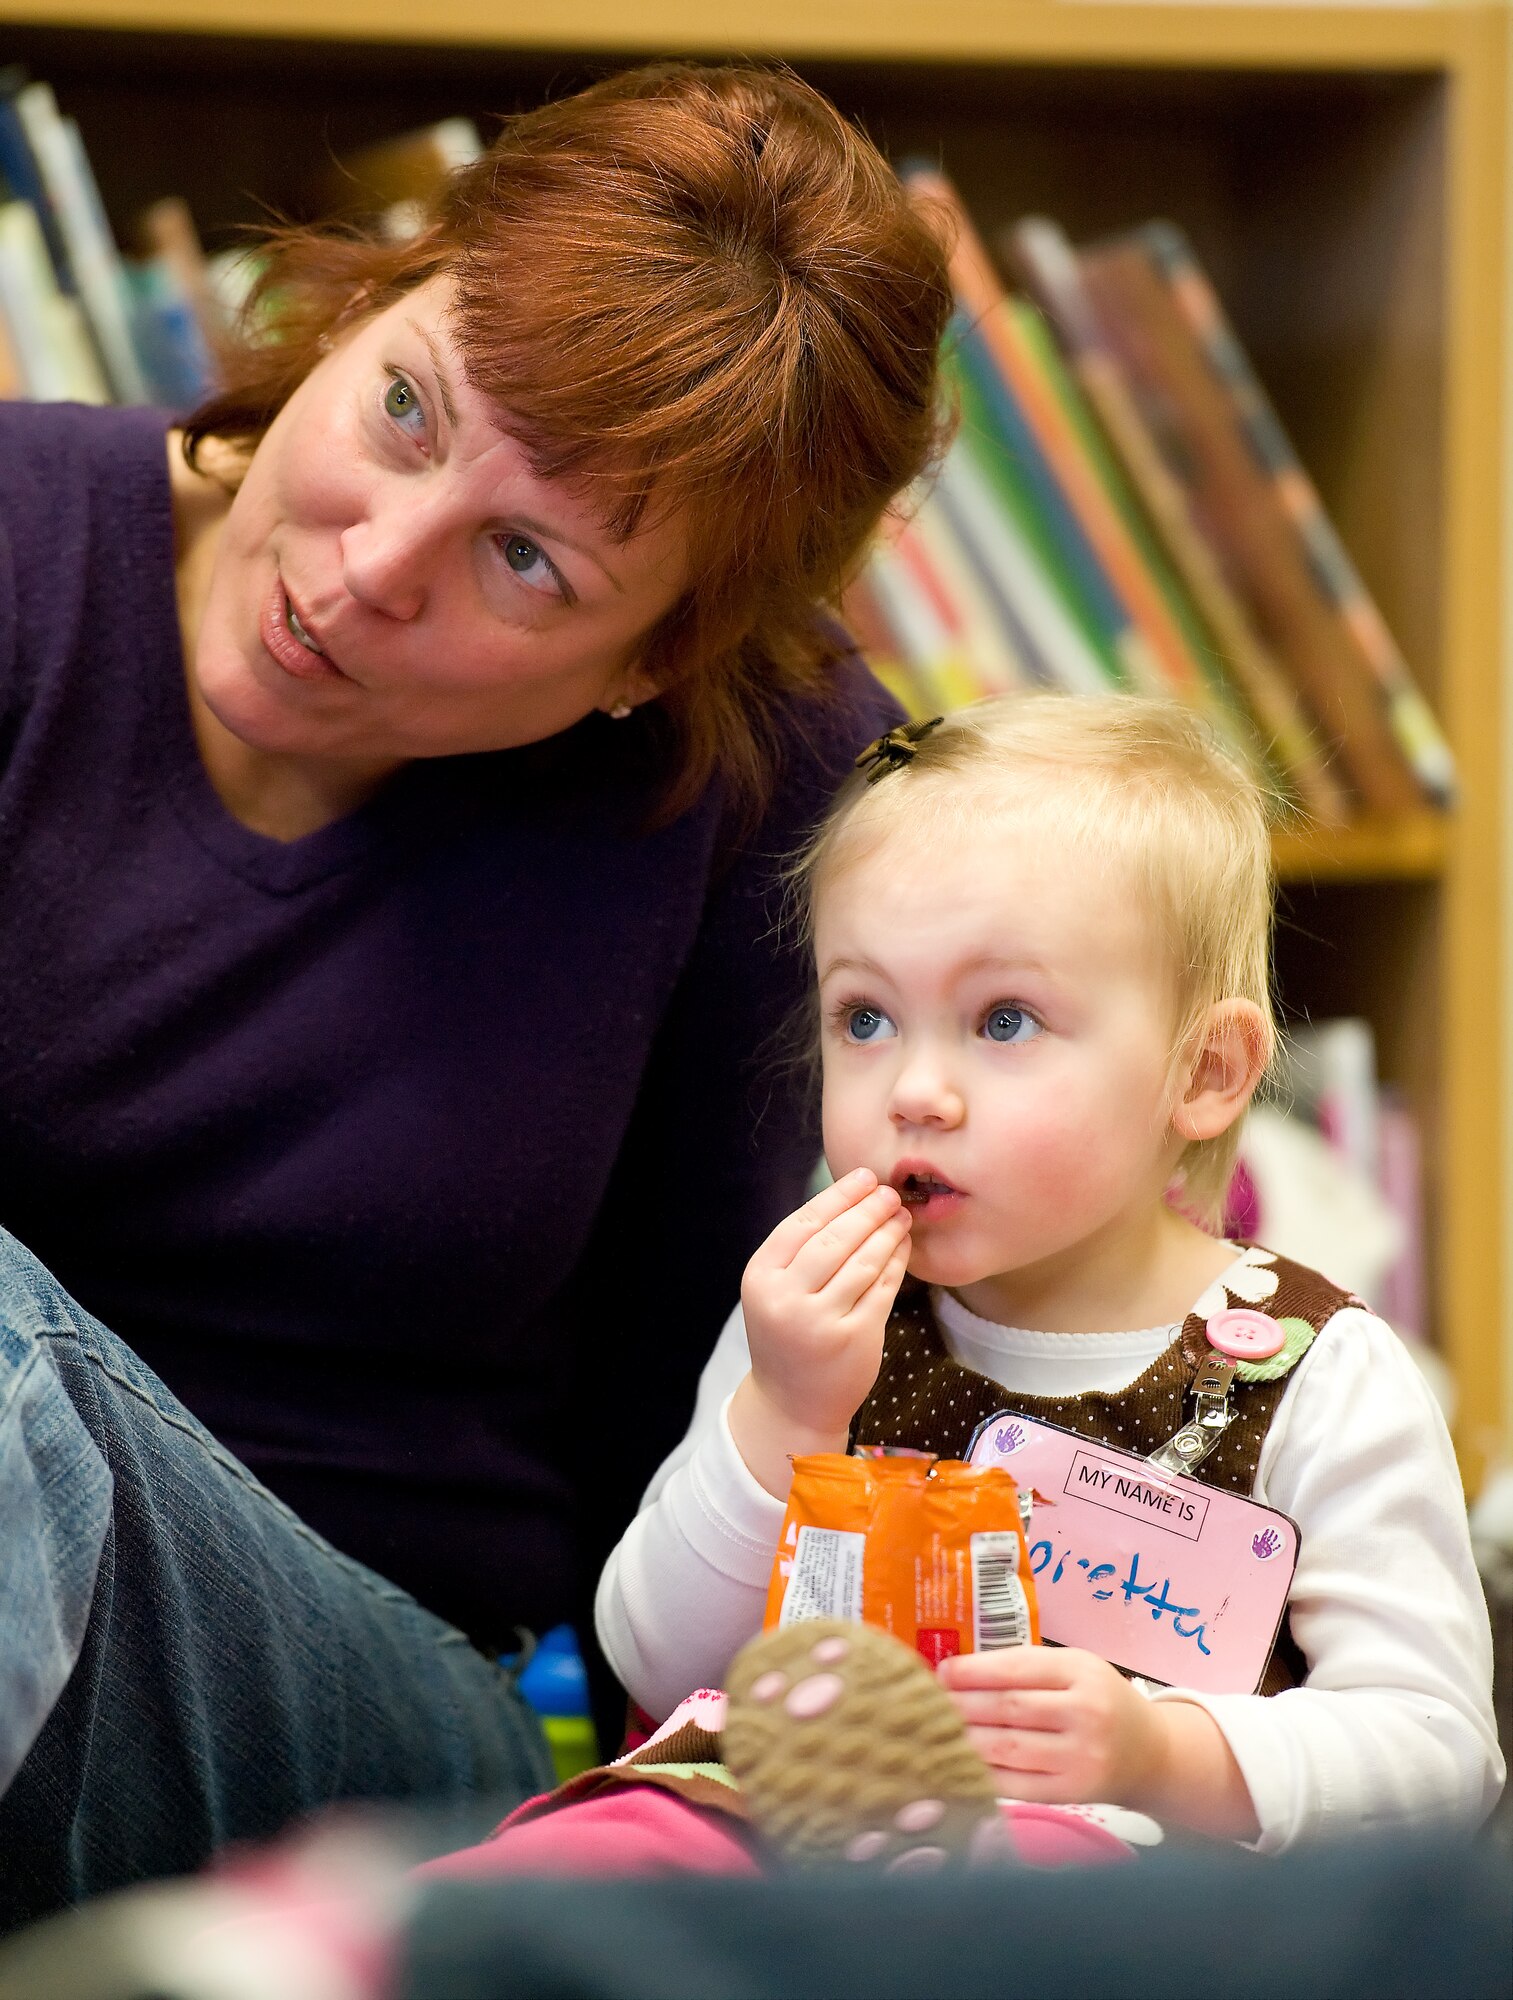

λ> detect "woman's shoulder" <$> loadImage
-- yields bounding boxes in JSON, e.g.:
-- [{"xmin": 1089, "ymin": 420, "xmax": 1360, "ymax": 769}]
[
  {"xmin": 0, "ymin": 403, "xmax": 178, "ymax": 718},
  {"xmin": 0, "ymin": 397, "xmax": 169, "ymax": 488},
  {"xmin": 0, "ymin": 402, "xmax": 174, "ymax": 572}
]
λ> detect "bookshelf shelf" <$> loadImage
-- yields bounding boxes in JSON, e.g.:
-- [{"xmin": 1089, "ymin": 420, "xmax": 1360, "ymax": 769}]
[
  {"xmin": 0, "ymin": 1, "xmax": 1505, "ymax": 1482},
  {"xmin": 0, "ymin": 0, "xmax": 1496, "ymax": 69},
  {"xmin": 1271, "ymin": 813, "xmax": 1450, "ymax": 887}
]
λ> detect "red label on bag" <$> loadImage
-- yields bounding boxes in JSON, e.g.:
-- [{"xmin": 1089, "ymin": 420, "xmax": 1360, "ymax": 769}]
[{"xmin": 914, "ymin": 1627, "xmax": 962, "ymax": 1665}]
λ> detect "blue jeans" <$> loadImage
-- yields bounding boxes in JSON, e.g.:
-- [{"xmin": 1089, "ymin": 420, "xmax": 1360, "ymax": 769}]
[{"xmin": 0, "ymin": 1227, "xmax": 553, "ymax": 1932}]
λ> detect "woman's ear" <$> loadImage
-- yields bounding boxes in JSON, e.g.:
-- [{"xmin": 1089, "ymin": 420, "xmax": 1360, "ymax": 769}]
[
  {"xmin": 1171, "ymin": 1000, "xmax": 1272, "ymax": 1145},
  {"xmin": 600, "ymin": 663, "xmax": 660, "ymax": 718}
]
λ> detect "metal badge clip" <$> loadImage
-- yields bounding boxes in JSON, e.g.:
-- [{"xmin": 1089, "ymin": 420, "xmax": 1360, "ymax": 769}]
[{"xmin": 1147, "ymin": 1351, "xmax": 1238, "ymax": 1477}]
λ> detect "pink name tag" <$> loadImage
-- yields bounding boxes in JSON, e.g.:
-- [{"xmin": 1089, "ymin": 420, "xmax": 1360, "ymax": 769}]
[{"xmin": 967, "ymin": 1413, "xmax": 1298, "ymax": 1695}]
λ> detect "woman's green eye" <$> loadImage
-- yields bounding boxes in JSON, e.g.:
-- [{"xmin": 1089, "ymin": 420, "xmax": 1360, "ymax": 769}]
[{"xmin": 383, "ymin": 376, "xmax": 424, "ymax": 428}]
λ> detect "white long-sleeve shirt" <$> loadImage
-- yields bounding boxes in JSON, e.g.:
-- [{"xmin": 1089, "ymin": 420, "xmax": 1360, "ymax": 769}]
[{"xmin": 596, "ymin": 1287, "xmax": 1504, "ymax": 1852}]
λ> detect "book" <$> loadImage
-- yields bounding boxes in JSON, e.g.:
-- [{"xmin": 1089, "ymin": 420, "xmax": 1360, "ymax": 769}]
[
  {"xmin": 13, "ymin": 81, "xmax": 149, "ymax": 403},
  {"xmin": 911, "ymin": 472, "xmax": 1043, "ymax": 693},
  {"xmin": 859, "ymin": 522, "xmax": 992, "ymax": 715},
  {"xmin": 931, "ymin": 439, "xmax": 1110, "ymax": 695},
  {"xmin": 1143, "ymin": 222, "xmax": 1454, "ymax": 810},
  {"xmin": 943, "ymin": 325, "xmax": 1130, "ymax": 690},
  {"xmin": 127, "ymin": 257, "xmax": 216, "ymax": 405},
  {"xmin": 0, "ymin": 67, "xmax": 73, "ymax": 292},
  {"xmin": 910, "ymin": 167, "xmax": 1229, "ymax": 712},
  {"xmin": 137, "ymin": 196, "xmax": 224, "ymax": 372},
  {"xmin": 0, "ymin": 198, "xmax": 109, "ymax": 401},
  {"xmin": 1007, "ymin": 216, "xmax": 1351, "ymax": 827},
  {"xmin": 1077, "ymin": 226, "xmax": 1444, "ymax": 814}
]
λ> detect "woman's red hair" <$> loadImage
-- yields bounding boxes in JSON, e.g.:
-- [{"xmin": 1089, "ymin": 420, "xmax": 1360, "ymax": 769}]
[{"xmin": 184, "ymin": 63, "xmax": 953, "ymax": 818}]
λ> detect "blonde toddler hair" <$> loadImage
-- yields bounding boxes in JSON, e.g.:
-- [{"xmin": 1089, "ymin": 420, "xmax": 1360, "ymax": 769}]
[{"xmin": 799, "ymin": 692, "xmax": 1278, "ymax": 1226}]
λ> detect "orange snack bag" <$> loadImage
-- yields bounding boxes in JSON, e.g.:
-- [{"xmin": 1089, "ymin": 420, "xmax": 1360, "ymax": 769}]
[{"xmin": 764, "ymin": 1452, "xmax": 1039, "ymax": 1665}]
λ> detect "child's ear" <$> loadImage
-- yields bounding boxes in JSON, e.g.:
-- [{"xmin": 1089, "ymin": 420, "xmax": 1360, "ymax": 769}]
[{"xmin": 1171, "ymin": 1000, "xmax": 1271, "ymax": 1145}]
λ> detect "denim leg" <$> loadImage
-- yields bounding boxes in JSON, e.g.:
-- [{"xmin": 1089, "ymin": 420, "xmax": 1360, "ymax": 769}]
[{"xmin": 0, "ymin": 1229, "xmax": 553, "ymax": 1931}]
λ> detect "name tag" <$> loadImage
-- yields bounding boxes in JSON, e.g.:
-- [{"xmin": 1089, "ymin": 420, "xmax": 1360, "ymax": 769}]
[{"xmin": 967, "ymin": 1412, "xmax": 1298, "ymax": 1695}]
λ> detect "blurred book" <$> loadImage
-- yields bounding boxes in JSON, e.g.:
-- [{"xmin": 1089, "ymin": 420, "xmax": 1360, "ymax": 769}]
[
  {"xmin": 133, "ymin": 196, "xmax": 223, "ymax": 399},
  {"xmin": 0, "ymin": 196, "xmax": 109, "ymax": 401},
  {"xmin": 12, "ymin": 79, "xmax": 149, "ymax": 402},
  {"xmin": 0, "ymin": 66, "xmax": 221, "ymax": 407}
]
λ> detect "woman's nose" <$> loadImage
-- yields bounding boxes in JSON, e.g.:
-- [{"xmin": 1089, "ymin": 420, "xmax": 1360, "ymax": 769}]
[
  {"xmin": 888, "ymin": 1053, "xmax": 965, "ymax": 1130},
  {"xmin": 339, "ymin": 500, "xmax": 442, "ymax": 622}
]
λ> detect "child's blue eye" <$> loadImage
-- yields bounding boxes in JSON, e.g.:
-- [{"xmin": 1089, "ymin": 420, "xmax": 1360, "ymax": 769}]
[
  {"xmin": 983, "ymin": 1004, "xmax": 1040, "ymax": 1045},
  {"xmin": 845, "ymin": 1006, "xmax": 896, "ymax": 1043}
]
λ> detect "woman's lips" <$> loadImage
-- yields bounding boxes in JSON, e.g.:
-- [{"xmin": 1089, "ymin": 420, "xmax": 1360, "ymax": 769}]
[{"xmin": 259, "ymin": 578, "xmax": 349, "ymax": 683}]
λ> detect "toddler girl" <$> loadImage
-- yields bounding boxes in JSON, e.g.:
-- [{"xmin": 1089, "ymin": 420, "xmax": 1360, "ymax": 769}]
[{"xmin": 594, "ymin": 692, "xmax": 1502, "ymax": 1855}]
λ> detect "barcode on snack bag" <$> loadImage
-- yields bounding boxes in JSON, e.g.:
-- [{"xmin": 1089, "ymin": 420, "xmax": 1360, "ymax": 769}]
[
  {"xmin": 971, "ymin": 1531, "xmax": 1031, "ymax": 1650},
  {"xmin": 780, "ymin": 1525, "xmax": 865, "ymax": 1625}
]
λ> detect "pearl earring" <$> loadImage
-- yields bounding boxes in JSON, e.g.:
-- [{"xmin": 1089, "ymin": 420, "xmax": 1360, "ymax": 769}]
[{"xmin": 609, "ymin": 701, "xmax": 633, "ymax": 720}]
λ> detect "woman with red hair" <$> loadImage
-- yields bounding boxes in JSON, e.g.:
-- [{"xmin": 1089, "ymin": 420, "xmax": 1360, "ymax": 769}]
[{"xmin": 0, "ymin": 62, "xmax": 951, "ymax": 1922}]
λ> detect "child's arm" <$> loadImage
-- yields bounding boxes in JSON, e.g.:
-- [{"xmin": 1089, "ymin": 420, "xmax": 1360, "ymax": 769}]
[
  {"xmin": 596, "ymin": 1171, "xmax": 911, "ymax": 1721},
  {"xmin": 946, "ymin": 1308, "xmax": 1504, "ymax": 1848}
]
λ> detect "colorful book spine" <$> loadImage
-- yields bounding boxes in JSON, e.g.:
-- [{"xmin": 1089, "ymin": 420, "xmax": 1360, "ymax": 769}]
[
  {"xmin": 1007, "ymin": 300, "xmax": 1268, "ymax": 770},
  {"xmin": 944, "ymin": 326, "xmax": 1130, "ymax": 690},
  {"xmin": 905, "ymin": 482, "xmax": 1040, "ymax": 694},
  {"xmin": 1007, "ymin": 215, "xmax": 1350, "ymax": 826},
  {"xmin": 865, "ymin": 524, "xmax": 994, "ymax": 715},
  {"xmin": 932, "ymin": 440, "xmax": 1110, "ymax": 696},
  {"xmin": 1142, "ymin": 221, "xmax": 1453, "ymax": 810},
  {"xmin": 1078, "ymin": 237, "xmax": 1426, "ymax": 815},
  {"xmin": 910, "ymin": 167, "xmax": 1212, "ymax": 709}
]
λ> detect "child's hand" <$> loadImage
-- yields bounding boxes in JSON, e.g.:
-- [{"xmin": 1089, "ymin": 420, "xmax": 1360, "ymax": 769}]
[
  {"xmin": 729, "ymin": 1168, "xmax": 911, "ymax": 1497},
  {"xmin": 936, "ymin": 1646, "xmax": 1259, "ymax": 1840},
  {"xmin": 937, "ymin": 1645, "xmax": 1161, "ymax": 1805}
]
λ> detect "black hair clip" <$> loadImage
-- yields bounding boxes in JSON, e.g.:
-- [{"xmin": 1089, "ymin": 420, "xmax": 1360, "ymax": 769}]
[{"xmin": 854, "ymin": 716, "xmax": 945, "ymax": 784}]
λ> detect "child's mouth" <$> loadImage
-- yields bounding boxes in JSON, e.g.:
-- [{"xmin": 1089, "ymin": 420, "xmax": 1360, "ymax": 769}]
[{"xmin": 894, "ymin": 1169, "xmax": 961, "ymax": 1209}]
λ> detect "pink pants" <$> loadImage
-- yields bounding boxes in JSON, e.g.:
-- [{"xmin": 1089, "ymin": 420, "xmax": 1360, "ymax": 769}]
[
  {"xmin": 420, "ymin": 1787, "xmax": 1133, "ymax": 1880},
  {"xmin": 417, "ymin": 1687, "xmax": 1135, "ymax": 1881}
]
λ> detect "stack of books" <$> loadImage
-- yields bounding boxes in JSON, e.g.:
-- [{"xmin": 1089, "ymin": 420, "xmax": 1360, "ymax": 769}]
[
  {"xmin": 847, "ymin": 168, "xmax": 1454, "ymax": 827},
  {"xmin": 0, "ymin": 66, "xmax": 219, "ymax": 407}
]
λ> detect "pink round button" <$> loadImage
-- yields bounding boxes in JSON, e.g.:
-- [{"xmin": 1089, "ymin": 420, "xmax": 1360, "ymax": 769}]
[{"xmin": 1206, "ymin": 1308, "xmax": 1285, "ymax": 1361}]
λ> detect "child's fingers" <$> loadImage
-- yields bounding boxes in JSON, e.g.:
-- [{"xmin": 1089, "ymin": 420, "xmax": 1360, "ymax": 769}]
[
  {"xmin": 861, "ymin": 1238, "xmax": 915, "ymax": 1312},
  {"xmin": 946, "ymin": 1685, "xmax": 1069, "ymax": 1734},
  {"xmin": 753, "ymin": 1169, "xmax": 879, "ymax": 1269},
  {"xmin": 785, "ymin": 1184, "xmax": 903, "ymax": 1292},
  {"xmin": 937, "ymin": 1647, "xmax": 1074, "ymax": 1693},
  {"xmin": 817, "ymin": 1212, "xmax": 913, "ymax": 1313},
  {"xmin": 972, "ymin": 1765, "xmax": 1071, "ymax": 1805},
  {"xmin": 963, "ymin": 1725, "xmax": 1064, "ymax": 1779}
]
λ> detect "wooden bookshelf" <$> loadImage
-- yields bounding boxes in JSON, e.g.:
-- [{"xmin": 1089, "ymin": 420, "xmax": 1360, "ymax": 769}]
[{"xmin": 0, "ymin": 0, "xmax": 1505, "ymax": 1485}]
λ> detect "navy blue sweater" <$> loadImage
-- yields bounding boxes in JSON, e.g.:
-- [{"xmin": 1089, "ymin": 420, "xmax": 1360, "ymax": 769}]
[{"xmin": 0, "ymin": 401, "xmax": 895, "ymax": 1645}]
